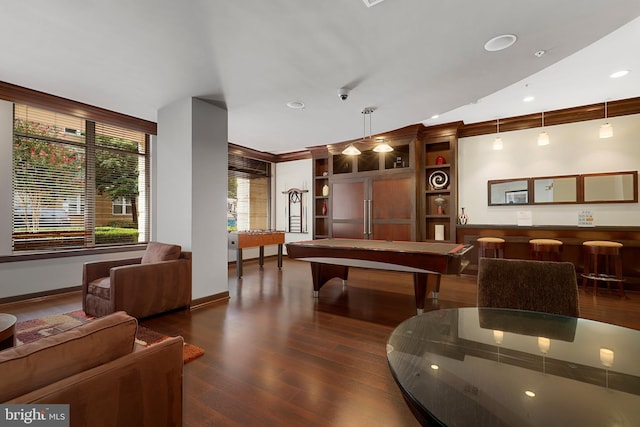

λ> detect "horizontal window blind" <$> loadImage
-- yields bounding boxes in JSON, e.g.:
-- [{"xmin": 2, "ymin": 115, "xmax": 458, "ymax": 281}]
[
  {"xmin": 228, "ymin": 154, "xmax": 271, "ymax": 232},
  {"xmin": 95, "ymin": 123, "xmax": 146, "ymax": 154},
  {"xmin": 13, "ymin": 106, "xmax": 86, "ymax": 251},
  {"xmin": 12, "ymin": 104, "xmax": 150, "ymax": 252}
]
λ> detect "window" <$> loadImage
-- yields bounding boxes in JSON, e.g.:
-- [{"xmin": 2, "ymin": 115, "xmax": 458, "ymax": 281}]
[
  {"xmin": 112, "ymin": 197, "xmax": 132, "ymax": 215},
  {"xmin": 228, "ymin": 153, "xmax": 271, "ymax": 231},
  {"xmin": 12, "ymin": 105, "xmax": 150, "ymax": 251}
]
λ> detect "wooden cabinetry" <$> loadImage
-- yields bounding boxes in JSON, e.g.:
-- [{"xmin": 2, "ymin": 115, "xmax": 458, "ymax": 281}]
[
  {"xmin": 331, "ymin": 175, "xmax": 414, "ymax": 240},
  {"xmin": 332, "ymin": 144, "xmax": 411, "ymax": 175},
  {"xmin": 419, "ymin": 124, "xmax": 461, "ymax": 242},
  {"xmin": 311, "ymin": 125, "xmax": 421, "ymax": 241},
  {"xmin": 312, "ymin": 152, "xmax": 330, "ymax": 239}
]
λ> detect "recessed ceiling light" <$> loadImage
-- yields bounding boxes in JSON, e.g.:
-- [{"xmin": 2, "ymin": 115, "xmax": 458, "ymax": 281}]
[
  {"xmin": 286, "ymin": 101, "xmax": 305, "ymax": 109},
  {"xmin": 484, "ymin": 34, "xmax": 517, "ymax": 52},
  {"xmin": 523, "ymin": 96, "xmax": 535, "ymax": 102},
  {"xmin": 431, "ymin": 114, "xmax": 439, "ymax": 119},
  {"xmin": 534, "ymin": 50, "xmax": 545, "ymax": 58},
  {"xmin": 525, "ymin": 390, "xmax": 536, "ymax": 398},
  {"xmin": 610, "ymin": 70, "xmax": 630, "ymax": 79}
]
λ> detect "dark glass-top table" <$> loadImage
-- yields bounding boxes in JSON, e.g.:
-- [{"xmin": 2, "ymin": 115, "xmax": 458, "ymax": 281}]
[{"xmin": 387, "ymin": 307, "xmax": 640, "ymax": 426}]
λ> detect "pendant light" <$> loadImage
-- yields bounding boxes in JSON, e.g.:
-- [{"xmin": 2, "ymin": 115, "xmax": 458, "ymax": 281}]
[
  {"xmin": 342, "ymin": 143, "xmax": 361, "ymax": 155},
  {"xmin": 360, "ymin": 106, "xmax": 392, "ymax": 152},
  {"xmin": 537, "ymin": 111, "xmax": 550, "ymax": 146},
  {"xmin": 599, "ymin": 101, "xmax": 613, "ymax": 139},
  {"xmin": 373, "ymin": 139, "xmax": 393, "ymax": 153},
  {"xmin": 370, "ymin": 108, "xmax": 393, "ymax": 152},
  {"xmin": 342, "ymin": 108, "xmax": 364, "ymax": 155},
  {"xmin": 344, "ymin": 107, "xmax": 380, "ymax": 155},
  {"xmin": 493, "ymin": 118, "xmax": 503, "ymax": 150}
]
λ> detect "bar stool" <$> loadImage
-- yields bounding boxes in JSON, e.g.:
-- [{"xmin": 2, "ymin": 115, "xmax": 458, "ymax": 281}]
[
  {"xmin": 477, "ymin": 237, "xmax": 505, "ymax": 263},
  {"xmin": 581, "ymin": 241, "xmax": 625, "ymax": 297},
  {"xmin": 529, "ymin": 239, "xmax": 563, "ymax": 261}
]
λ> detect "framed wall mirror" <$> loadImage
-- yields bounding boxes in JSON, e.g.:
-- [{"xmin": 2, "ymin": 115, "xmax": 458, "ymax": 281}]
[
  {"xmin": 583, "ymin": 171, "xmax": 638, "ymax": 203},
  {"xmin": 533, "ymin": 175, "xmax": 578, "ymax": 204},
  {"xmin": 488, "ymin": 179, "xmax": 530, "ymax": 206},
  {"xmin": 488, "ymin": 171, "xmax": 637, "ymax": 206}
]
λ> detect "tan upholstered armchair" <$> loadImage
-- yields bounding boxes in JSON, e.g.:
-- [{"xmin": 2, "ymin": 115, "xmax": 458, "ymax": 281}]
[{"xmin": 82, "ymin": 242, "xmax": 192, "ymax": 318}]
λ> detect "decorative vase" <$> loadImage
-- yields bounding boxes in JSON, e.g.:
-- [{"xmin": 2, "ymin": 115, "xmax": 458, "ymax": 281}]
[
  {"xmin": 322, "ymin": 184, "xmax": 329, "ymax": 197},
  {"xmin": 434, "ymin": 196, "xmax": 446, "ymax": 215},
  {"xmin": 435, "ymin": 155, "xmax": 445, "ymax": 165},
  {"xmin": 322, "ymin": 200, "xmax": 327, "ymax": 216},
  {"xmin": 458, "ymin": 208, "xmax": 468, "ymax": 225}
]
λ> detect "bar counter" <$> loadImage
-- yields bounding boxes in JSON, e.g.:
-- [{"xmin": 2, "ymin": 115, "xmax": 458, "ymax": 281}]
[{"xmin": 456, "ymin": 224, "xmax": 640, "ymax": 291}]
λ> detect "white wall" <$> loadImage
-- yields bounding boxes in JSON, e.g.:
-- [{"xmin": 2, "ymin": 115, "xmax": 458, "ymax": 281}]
[
  {"xmin": 275, "ymin": 158, "xmax": 314, "ymax": 249},
  {"xmin": 157, "ymin": 98, "xmax": 229, "ymax": 300},
  {"xmin": 155, "ymin": 98, "xmax": 193, "ymax": 244},
  {"xmin": 459, "ymin": 113, "xmax": 640, "ymax": 226}
]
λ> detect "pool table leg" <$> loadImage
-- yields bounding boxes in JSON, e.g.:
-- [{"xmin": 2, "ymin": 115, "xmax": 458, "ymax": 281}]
[
  {"xmin": 431, "ymin": 273, "xmax": 441, "ymax": 300},
  {"xmin": 413, "ymin": 273, "xmax": 441, "ymax": 314},
  {"xmin": 414, "ymin": 273, "xmax": 427, "ymax": 314},
  {"xmin": 310, "ymin": 262, "xmax": 349, "ymax": 298}
]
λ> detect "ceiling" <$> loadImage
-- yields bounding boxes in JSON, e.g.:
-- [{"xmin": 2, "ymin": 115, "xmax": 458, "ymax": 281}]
[{"xmin": 1, "ymin": 1, "xmax": 639, "ymax": 155}]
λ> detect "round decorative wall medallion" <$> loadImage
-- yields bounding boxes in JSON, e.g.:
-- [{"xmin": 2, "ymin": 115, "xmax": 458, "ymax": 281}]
[{"xmin": 428, "ymin": 170, "xmax": 449, "ymax": 190}]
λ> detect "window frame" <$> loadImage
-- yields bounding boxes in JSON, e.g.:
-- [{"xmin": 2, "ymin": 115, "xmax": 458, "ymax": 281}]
[
  {"xmin": 11, "ymin": 103, "xmax": 151, "ymax": 252},
  {"xmin": 228, "ymin": 153, "xmax": 272, "ymax": 231},
  {"xmin": 112, "ymin": 197, "xmax": 133, "ymax": 216}
]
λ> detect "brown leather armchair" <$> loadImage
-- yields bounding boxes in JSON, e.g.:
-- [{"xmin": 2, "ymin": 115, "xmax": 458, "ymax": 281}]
[{"xmin": 82, "ymin": 242, "xmax": 192, "ymax": 318}]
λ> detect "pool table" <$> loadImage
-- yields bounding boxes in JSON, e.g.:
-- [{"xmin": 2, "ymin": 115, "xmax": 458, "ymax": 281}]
[{"xmin": 286, "ymin": 238, "xmax": 472, "ymax": 313}]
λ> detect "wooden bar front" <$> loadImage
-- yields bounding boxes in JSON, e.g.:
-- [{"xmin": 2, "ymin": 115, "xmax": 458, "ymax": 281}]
[{"xmin": 456, "ymin": 224, "xmax": 640, "ymax": 291}]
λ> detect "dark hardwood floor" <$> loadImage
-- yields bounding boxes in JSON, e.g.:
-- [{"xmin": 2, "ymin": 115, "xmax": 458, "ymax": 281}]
[{"xmin": 2, "ymin": 258, "xmax": 640, "ymax": 426}]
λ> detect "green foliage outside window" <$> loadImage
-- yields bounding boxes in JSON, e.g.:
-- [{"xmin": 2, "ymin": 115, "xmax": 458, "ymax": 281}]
[
  {"xmin": 95, "ymin": 135, "xmax": 140, "ymax": 226},
  {"xmin": 13, "ymin": 119, "xmax": 84, "ymax": 232}
]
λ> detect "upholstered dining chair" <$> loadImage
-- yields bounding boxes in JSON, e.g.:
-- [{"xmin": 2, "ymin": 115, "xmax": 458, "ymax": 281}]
[
  {"xmin": 477, "ymin": 258, "xmax": 579, "ymax": 317},
  {"xmin": 82, "ymin": 242, "xmax": 192, "ymax": 318}
]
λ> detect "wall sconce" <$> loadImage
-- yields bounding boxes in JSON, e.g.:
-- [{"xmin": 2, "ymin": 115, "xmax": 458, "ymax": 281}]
[
  {"xmin": 537, "ymin": 112, "xmax": 550, "ymax": 146},
  {"xmin": 537, "ymin": 337, "xmax": 550, "ymax": 354},
  {"xmin": 493, "ymin": 118, "xmax": 503, "ymax": 150},
  {"xmin": 599, "ymin": 101, "xmax": 613, "ymax": 139},
  {"xmin": 599, "ymin": 348, "xmax": 614, "ymax": 368},
  {"xmin": 538, "ymin": 336, "xmax": 550, "ymax": 373},
  {"xmin": 493, "ymin": 330, "xmax": 504, "ymax": 345},
  {"xmin": 600, "ymin": 347, "xmax": 614, "ymax": 389}
]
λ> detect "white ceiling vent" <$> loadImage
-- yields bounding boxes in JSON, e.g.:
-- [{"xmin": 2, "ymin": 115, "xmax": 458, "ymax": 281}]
[{"xmin": 362, "ymin": 0, "xmax": 386, "ymax": 7}]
